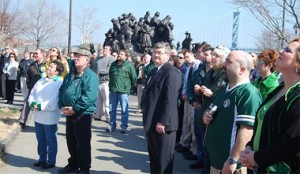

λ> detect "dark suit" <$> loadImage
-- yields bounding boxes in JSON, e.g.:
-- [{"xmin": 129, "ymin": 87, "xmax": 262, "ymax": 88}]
[
  {"xmin": 19, "ymin": 61, "xmax": 45, "ymax": 126},
  {"xmin": 143, "ymin": 62, "xmax": 182, "ymax": 174}
]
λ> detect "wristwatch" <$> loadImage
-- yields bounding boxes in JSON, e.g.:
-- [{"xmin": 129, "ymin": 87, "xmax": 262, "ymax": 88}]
[{"xmin": 228, "ymin": 156, "xmax": 238, "ymax": 165}]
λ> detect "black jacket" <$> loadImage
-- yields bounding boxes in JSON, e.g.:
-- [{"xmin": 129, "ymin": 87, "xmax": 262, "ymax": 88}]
[
  {"xmin": 249, "ymin": 83, "xmax": 300, "ymax": 173},
  {"xmin": 26, "ymin": 61, "xmax": 45, "ymax": 93},
  {"xmin": 142, "ymin": 62, "xmax": 182, "ymax": 132}
]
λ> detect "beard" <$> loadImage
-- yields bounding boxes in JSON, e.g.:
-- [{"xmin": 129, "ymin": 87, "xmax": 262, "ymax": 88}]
[
  {"xmin": 221, "ymin": 67, "xmax": 238, "ymax": 83},
  {"xmin": 221, "ymin": 68, "xmax": 229, "ymax": 83}
]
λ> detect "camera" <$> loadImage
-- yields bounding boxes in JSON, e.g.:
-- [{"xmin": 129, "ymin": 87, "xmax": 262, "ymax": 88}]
[{"xmin": 208, "ymin": 103, "xmax": 218, "ymax": 115}]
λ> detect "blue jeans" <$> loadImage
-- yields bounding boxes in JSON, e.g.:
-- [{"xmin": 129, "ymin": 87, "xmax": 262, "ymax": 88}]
[
  {"xmin": 35, "ymin": 122, "xmax": 58, "ymax": 165},
  {"xmin": 194, "ymin": 108, "xmax": 204, "ymax": 163},
  {"xmin": 109, "ymin": 92, "xmax": 129, "ymax": 130}
]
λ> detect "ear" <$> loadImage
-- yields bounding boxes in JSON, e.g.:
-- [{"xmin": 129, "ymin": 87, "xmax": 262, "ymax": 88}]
[{"xmin": 239, "ymin": 66, "xmax": 247, "ymax": 75}]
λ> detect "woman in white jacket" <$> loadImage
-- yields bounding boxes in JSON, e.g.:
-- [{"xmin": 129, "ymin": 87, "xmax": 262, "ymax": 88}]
[
  {"xmin": 28, "ymin": 60, "xmax": 64, "ymax": 169},
  {"xmin": 2, "ymin": 52, "xmax": 18, "ymax": 104}
]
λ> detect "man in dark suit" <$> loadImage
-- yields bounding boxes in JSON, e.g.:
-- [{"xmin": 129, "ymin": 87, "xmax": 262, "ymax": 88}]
[
  {"xmin": 19, "ymin": 48, "xmax": 45, "ymax": 130},
  {"xmin": 142, "ymin": 42, "xmax": 182, "ymax": 174}
]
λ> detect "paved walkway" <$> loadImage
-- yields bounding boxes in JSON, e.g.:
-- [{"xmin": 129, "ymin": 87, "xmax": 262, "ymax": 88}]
[{"xmin": 0, "ymin": 94, "xmax": 202, "ymax": 173}]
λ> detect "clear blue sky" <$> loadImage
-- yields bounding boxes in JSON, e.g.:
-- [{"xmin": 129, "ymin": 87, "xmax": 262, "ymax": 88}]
[{"xmin": 54, "ymin": 0, "xmax": 263, "ymax": 49}]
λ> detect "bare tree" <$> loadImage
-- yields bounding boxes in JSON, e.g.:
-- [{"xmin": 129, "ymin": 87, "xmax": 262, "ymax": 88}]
[
  {"xmin": 0, "ymin": 0, "xmax": 22, "ymax": 47},
  {"xmin": 20, "ymin": 0, "xmax": 67, "ymax": 48},
  {"xmin": 74, "ymin": 8, "xmax": 101, "ymax": 44},
  {"xmin": 230, "ymin": 0, "xmax": 300, "ymax": 46}
]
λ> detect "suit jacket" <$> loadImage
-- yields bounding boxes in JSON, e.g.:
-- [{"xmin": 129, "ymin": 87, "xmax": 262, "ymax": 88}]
[
  {"xmin": 142, "ymin": 62, "xmax": 182, "ymax": 132},
  {"xmin": 26, "ymin": 61, "xmax": 45, "ymax": 93}
]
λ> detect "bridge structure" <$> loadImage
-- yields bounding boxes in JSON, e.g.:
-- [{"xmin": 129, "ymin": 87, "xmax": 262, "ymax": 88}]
[{"xmin": 173, "ymin": 9, "xmax": 264, "ymax": 53}]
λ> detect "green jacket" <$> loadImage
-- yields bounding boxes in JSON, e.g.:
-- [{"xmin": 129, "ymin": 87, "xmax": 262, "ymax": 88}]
[
  {"xmin": 58, "ymin": 67, "xmax": 99, "ymax": 115},
  {"xmin": 109, "ymin": 60, "xmax": 137, "ymax": 94},
  {"xmin": 252, "ymin": 73, "xmax": 279, "ymax": 100}
]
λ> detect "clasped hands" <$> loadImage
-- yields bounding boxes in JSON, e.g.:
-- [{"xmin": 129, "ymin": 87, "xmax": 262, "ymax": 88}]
[
  {"xmin": 194, "ymin": 84, "xmax": 213, "ymax": 97},
  {"xmin": 61, "ymin": 106, "xmax": 75, "ymax": 116},
  {"xmin": 239, "ymin": 146, "xmax": 258, "ymax": 170}
]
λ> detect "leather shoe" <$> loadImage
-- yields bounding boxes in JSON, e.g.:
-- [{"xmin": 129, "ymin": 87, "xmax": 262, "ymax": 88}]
[
  {"xmin": 41, "ymin": 163, "xmax": 55, "ymax": 169},
  {"xmin": 184, "ymin": 153, "xmax": 197, "ymax": 160},
  {"xmin": 182, "ymin": 150, "xmax": 193, "ymax": 156},
  {"xmin": 78, "ymin": 169, "xmax": 90, "ymax": 174},
  {"xmin": 33, "ymin": 161, "xmax": 46, "ymax": 167},
  {"xmin": 175, "ymin": 143, "xmax": 183, "ymax": 150},
  {"xmin": 58, "ymin": 165, "xmax": 79, "ymax": 174},
  {"xmin": 189, "ymin": 161, "xmax": 204, "ymax": 169},
  {"xmin": 176, "ymin": 146, "xmax": 190, "ymax": 152},
  {"xmin": 93, "ymin": 117, "xmax": 101, "ymax": 121}
]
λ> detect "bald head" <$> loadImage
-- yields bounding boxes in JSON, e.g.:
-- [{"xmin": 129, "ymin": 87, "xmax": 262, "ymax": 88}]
[
  {"xmin": 223, "ymin": 50, "xmax": 252, "ymax": 85},
  {"xmin": 229, "ymin": 51, "xmax": 253, "ymax": 71}
]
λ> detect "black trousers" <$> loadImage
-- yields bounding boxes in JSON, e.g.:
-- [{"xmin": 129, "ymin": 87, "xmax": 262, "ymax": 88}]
[
  {"xmin": 6, "ymin": 79, "xmax": 16, "ymax": 101},
  {"xmin": 19, "ymin": 95, "xmax": 31, "ymax": 125},
  {"xmin": 145, "ymin": 131, "xmax": 176, "ymax": 174},
  {"xmin": 66, "ymin": 114, "xmax": 92, "ymax": 170},
  {"xmin": 176, "ymin": 99, "xmax": 184, "ymax": 142}
]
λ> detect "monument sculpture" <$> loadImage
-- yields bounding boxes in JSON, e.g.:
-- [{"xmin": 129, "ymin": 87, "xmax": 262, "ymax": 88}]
[
  {"xmin": 103, "ymin": 11, "xmax": 174, "ymax": 54},
  {"xmin": 182, "ymin": 31, "xmax": 192, "ymax": 50}
]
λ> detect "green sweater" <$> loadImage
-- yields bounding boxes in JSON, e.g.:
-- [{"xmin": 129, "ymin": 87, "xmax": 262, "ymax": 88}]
[
  {"xmin": 252, "ymin": 73, "xmax": 279, "ymax": 100},
  {"xmin": 109, "ymin": 60, "xmax": 137, "ymax": 94},
  {"xmin": 58, "ymin": 67, "xmax": 99, "ymax": 115}
]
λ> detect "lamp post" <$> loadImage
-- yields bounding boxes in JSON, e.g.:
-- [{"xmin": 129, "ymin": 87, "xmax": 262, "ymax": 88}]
[
  {"xmin": 68, "ymin": 0, "xmax": 72, "ymax": 53},
  {"xmin": 293, "ymin": 24, "xmax": 299, "ymax": 36}
]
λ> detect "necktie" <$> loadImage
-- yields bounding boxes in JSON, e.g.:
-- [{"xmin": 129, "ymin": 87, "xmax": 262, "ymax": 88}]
[
  {"xmin": 188, "ymin": 66, "xmax": 193, "ymax": 81},
  {"xmin": 147, "ymin": 67, "xmax": 158, "ymax": 84}
]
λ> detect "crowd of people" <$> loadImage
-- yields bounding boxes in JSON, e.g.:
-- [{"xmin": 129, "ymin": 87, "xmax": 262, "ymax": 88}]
[{"xmin": 0, "ymin": 36, "xmax": 299, "ymax": 174}]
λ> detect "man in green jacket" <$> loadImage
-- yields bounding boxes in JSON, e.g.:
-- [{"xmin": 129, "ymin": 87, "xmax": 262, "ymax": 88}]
[
  {"xmin": 58, "ymin": 44, "xmax": 99, "ymax": 174},
  {"xmin": 107, "ymin": 49, "xmax": 137, "ymax": 134}
]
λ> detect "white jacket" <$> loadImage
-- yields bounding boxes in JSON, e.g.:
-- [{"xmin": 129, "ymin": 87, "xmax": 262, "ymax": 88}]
[
  {"xmin": 28, "ymin": 76, "xmax": 63, "ymax": 125},
  {"xmin": 3, "ymin": 61, "xmax": 19, "ymax": 80}
]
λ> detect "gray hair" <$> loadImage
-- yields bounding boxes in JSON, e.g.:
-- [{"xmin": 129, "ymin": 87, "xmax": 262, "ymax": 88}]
[
  {"xmin": 153, "ymin": 42, "xmax": 171, "ymax": 55},
  {"xmin": 214, "ymin": 45, "xmax": 231, "ymax": 63}
]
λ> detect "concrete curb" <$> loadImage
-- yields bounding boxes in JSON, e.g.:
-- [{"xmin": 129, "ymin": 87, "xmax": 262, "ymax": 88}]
[
  {"xmin": 0, "ymin": 106, "xmax": 22, "ymax": 159},
  {"xmin": 0, "ymin": 124, "xmax": 20, "ymax": 159}
]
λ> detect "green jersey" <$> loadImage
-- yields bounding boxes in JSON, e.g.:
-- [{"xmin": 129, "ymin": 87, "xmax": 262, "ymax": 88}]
[{"xmin": 206, "ymin": 82, "xmax": 262, "ymax": 169}]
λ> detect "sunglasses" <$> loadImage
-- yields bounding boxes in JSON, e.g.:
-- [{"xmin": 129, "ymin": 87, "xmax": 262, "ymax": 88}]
[
  {"xmin": 283, "ymin": 47, "xmax": 293, "ymax": 53},
  {"xmin": 256, "ymin": 61, "xmax": 266, "ymax": 65},
  {"xmin": 178, "ymin": 56, "xmax": 184, "ymax": 59}
]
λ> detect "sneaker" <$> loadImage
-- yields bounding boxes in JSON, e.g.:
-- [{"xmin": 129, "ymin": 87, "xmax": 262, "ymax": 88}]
[
  {"xmin": 106, "ymin": 127, "xmax": 116, "ymax": 132},
  {"xmin": 121, "ymin": 130, "xmax": 127, "ymax": 134}
]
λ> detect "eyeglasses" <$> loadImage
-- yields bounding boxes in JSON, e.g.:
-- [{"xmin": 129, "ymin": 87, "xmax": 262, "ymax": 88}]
[
  {"xmin": 257, "ymin": 61, "xmax": 266, "ymax": 65},
  {"xmin": 33, "ymin": 53, "xmax": 38, "ymax": 55},
  {"xmin": 153, "ymin": 51, "xmax": 166, "ymax": 55},
  {"xmin": 283, "ymin": 47, "xmax": 293, "ymax": 53},
  {"xmin": 10, "ymin": 56, "xmax": 15, "ymax": 58}
]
